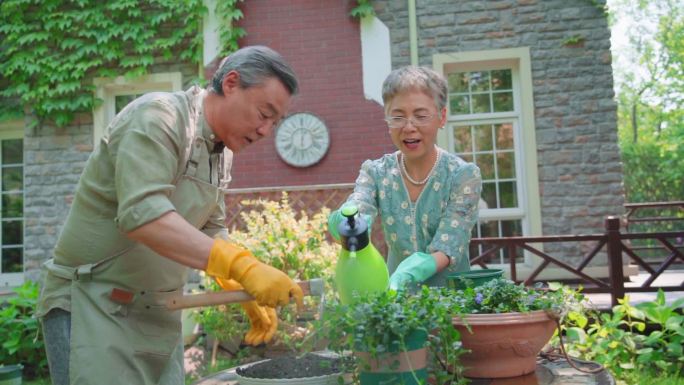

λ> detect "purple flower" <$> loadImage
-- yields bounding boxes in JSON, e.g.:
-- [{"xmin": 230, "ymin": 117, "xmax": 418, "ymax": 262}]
[{"xmin": 475, "ymin": 293, "xmax": 484, "ymax": 305}]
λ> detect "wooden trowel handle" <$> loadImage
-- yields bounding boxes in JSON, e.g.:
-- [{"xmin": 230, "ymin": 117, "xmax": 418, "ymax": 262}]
[{"xmin": 165, "ymin": 279, "xmax": 323, "ymax": 311}]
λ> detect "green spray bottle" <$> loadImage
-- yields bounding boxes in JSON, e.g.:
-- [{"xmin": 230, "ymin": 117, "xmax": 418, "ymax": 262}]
[{"xmin": 335, "ymin": 205, "xmax": 389, "ymax": 304}]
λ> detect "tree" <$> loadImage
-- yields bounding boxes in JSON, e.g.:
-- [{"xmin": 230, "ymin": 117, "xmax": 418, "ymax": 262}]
[{"xmin": 609, "ymin": 0, "xmax": 683, "ymax": 204}]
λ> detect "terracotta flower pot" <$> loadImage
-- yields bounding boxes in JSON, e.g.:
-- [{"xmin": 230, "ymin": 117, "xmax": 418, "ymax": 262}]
[{"xmin": 452, "ymin": 310, "xmax": 557, "ymax": 378}]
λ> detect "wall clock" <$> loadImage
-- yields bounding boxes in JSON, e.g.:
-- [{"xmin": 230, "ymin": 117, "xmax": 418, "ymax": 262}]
[{"xmin": 275, "ymin": 112, "xmax": 330, "ymax": 167}]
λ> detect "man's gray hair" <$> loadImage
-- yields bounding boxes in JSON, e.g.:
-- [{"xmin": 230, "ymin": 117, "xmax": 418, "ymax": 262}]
[
  {"xmin": 382, "ymin": 66, "xmax": 447, "ymax": 112},
  {"xmin": 211, "ymin": 46, "xmax": 299, "ymax": 95}
]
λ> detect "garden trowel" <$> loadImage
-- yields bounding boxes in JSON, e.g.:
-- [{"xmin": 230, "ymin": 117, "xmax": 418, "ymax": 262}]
[{"xmin": 165, "ymin": 278, "xmax": 325, "ymax": 311}]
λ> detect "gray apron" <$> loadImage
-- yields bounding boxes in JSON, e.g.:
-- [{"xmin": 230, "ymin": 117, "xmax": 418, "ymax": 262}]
[{"xmin": 44, "ymin": 88, "xmax": 229, "ymax": 385}]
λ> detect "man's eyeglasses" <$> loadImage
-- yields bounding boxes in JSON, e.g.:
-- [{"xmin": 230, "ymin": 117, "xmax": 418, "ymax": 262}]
[{"xmin": 384, "ymin": 114, "xmax": 436, "ymax": 129}]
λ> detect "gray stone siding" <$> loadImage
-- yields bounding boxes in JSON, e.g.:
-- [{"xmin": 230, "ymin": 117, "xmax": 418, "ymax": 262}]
[
  {"xmin": 373, "ymin": 0, "xmax": 623, "ymax": 263},
  {"xmin": 23, "ymin": 63, "xmax": 197, "ymax": 281}
]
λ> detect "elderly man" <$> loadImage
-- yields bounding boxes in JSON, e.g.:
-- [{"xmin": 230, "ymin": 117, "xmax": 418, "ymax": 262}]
[{"xmin": 37, "ymin": 46, "xmax": 303, "ymax": 385}]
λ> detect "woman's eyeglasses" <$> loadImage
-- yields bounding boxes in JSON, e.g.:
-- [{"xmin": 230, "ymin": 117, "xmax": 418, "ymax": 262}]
[{"xmin": 384, "ymin": 114, "xmax": 436, "ymax": 129}]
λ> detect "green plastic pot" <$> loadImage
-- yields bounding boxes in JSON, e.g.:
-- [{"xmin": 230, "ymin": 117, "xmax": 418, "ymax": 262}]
[
  {"xmin": 0, "ymin": 365, "xmax": 22, "ymax": 385},
  {"xmin": 354, "ymin": 330, "xmax": 428, "ymax": 385},
  {"xmin": 447, "ymin": 269, "xmax": 504, "ymax": 290}
]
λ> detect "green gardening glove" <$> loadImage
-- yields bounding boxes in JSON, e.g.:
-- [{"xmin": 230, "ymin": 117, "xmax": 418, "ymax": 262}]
[
  {"xmin": 388, "ymin": 252, "xmax": 437, "ymax": 291},
  {"xmin": 327, "ymin": 206, "xmax": 372, "ymax": 242}
]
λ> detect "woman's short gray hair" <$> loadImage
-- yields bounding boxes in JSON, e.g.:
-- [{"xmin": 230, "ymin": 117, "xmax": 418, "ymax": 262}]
[
  {"xmin": 381, "ymin": 66, "xmax": 448, "ymax": 112},
  {"xmin": 211, "ymin": 46, "xmax": 299, "ymax": 95}
]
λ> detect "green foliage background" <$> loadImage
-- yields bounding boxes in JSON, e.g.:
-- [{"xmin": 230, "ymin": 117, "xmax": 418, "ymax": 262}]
[
  {"xmin": 0, "ymin": 0, "xmax": 245, "ymax": 127},
  {"xmin": 611, "ymin": 0, "xmax": 684, "ymax": 206}
]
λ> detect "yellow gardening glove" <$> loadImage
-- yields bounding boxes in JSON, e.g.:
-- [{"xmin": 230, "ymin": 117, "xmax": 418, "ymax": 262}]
[
  {"xmin": 206, "ymin": 239, "xmax": 304, "ymax": 309},
  {"xmin": 214, "ymin": 278, "xmax": 278, "ymax": 346}
]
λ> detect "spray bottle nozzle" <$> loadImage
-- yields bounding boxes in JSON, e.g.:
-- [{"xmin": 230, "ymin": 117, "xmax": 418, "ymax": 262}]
[{"xmin": 338, "ymin": 204, "xmax": 370, "ymax": 253}]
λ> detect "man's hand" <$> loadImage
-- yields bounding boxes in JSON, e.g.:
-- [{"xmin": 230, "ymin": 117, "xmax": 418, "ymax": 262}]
[
  {"xmin": 388, "ymin": 252, "xmax": 438, "ymax": 291},
  {"xmin": 215, "ymin": 278, "xmax": 277, "ymax": 346},
  {"xmin": 206, "ymin": 239, "xmax": 304, "ymax": 309}
]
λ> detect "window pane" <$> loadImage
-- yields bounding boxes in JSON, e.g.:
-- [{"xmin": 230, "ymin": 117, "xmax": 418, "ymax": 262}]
[
  {"xmin": 474, "ymin": 125, "xmax": 493, "ymax": 151},
  {"xmin": 497, "ymin": 152, "xmax": 516, "ymax": 179},
  {"xmin": 479, "ymin": 220, "xmax": 500, "ymax": 238},
  {"xmin": 448, "ymin": 73, "xmax": 469, "ymax": 93},
  {"xmin": 495, "ymin": 123, "xmax": 514, "ymax": 149},
  {"xmin": 471, "ymin": 93, "xmax": 491, "ymax": 113},
  {"xmin": 481, "ymin": 182, "xmax": 497, "ymax": 209},
  {"xmin": 3, "ymin": 220, "xmax": 22, "ymax": 245},
  {"xmin": 2, "ymin": 193, "xmax": 23, "ymax": 217},
  {"xmin": 469, "ymin": 71, "xmax": 490, "ymax": 92},
  {"xmin": 477, "ymin": 153, "xmax": 495, "ymax": 180},
  {"xmin": 501, "ymin": 219, "xmax": 522, "ymax": 237},
  {"xmin": 2, "ymin": 139, "xmax": 22, "ymax": 164},
  {"xmin": 491, "ymin": 69, "xmax": 512, "ymax": 90},
  {"xmin": 453, "ymin": 125, "xmax": 472, "ymax": 153},
  {"xmin": 499, "ymin": 181, "xmax": 518, "ymax": 208},
  {"xmin": 450, "ymin": 95, "xmax": 470, "ymax": 114},
  {"xmin": 493, "ymin": 92, "xmax": 513, "ymax": 112},
  {"xmin": 114, "ymin": 94, "xmax": 143, "ymax": 114},
  {"xmin": 2, "ymin": 166, "xmax": 23, "ymax": 192},
  {"xmin": 1, "ymin": 247, "xmax": 22, "ymax": 273}
]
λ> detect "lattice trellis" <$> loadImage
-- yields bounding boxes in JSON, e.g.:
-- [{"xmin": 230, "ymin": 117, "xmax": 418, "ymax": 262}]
[{"xmin": 224, "ymin": 185, "xmax": 388, "ymax": 255}]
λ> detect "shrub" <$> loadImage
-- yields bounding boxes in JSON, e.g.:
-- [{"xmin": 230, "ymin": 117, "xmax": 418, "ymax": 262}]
[
  {"xmin": 562, "ymin": 290, "xmax": 684, "ymax": 383},
  {"xmin": 193, "ymin": 192, "xmax": 339, "ymax": 353},
  {"xmin": 0, "ymin": 281, "xmax": 48, "ymax": 379}
]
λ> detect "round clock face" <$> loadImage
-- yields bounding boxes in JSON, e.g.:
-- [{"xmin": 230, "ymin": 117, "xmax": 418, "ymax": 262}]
[{"xmin": 275, "ymin": 112, "xmax": 330, "ymax": 167}]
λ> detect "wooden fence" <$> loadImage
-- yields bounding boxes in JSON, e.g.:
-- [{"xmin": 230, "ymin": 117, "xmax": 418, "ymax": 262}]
[{"xmin": 470, "ymin": 216, "xmax": 684, "ymax": 306}]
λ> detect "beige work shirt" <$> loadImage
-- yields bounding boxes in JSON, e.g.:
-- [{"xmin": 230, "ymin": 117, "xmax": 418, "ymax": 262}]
[{"xmin": 37, "ymin": 86, "xmax": 231, "ymax": 318}]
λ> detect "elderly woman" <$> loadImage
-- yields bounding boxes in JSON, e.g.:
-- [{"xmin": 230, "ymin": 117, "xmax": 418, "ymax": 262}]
[{"xmin": 328, "ymin": 66, "xmax": 482, "ymax": 290}]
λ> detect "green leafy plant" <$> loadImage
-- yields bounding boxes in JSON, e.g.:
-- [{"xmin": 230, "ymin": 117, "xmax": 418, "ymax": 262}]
[
  {"xmin": 450, "ymin": 278, "xmax": 585, "ymax": 316},
  {"xmin": 0, "ymin": 281, "xmax": 48, "ymax": 379},
  {"xmin": 0, "ymin": 0, "xmax": 246, "ymax": 127},
  {"xmin": 350, "ymin": 0, "xmax": 375, "ymax": 18},
  {"xmin": 193, "ymin": 192, "xmax": 339, "ymax": 354},
  {"xmin": 562, "ymin": 290, "xmax": 684, "ymax": 383},
  {"xmin": 320, "ymin": 287, "xmax": 467, "ymax": 385},
  {"xmin": 562, "ymin": 34, "xmax": 586, "ymax": 46}
]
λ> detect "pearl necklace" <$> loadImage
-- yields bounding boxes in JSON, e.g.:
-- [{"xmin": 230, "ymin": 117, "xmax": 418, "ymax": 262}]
[{"xmin": 400, "ymin": 148, "xmax": 441, "ymax": 185}]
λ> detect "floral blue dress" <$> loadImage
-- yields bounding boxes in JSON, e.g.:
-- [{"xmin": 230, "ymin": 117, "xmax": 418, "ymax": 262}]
[{"xmin": 345, "ymin": 148, "xmax": 482, "ymax": 286}]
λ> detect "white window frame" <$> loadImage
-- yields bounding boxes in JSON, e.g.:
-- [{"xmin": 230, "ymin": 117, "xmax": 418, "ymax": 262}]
[
  {"xmin": 0, "ymin": 120, "xmax": 24, "ymax": 288},
  {"xmin": 93, "ymin": 72, "xmax": 183, "ymax": 145},
  {"xmin": 433, "ymin": 48, "xmax": 543, "ymax": 274}
]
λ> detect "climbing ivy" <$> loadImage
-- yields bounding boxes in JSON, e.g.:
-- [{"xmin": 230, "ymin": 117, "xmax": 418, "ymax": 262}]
[
  {"xmin": 0, "ymin": 0, "xmax": 244, "ymax": 127},
  {"xmin": 215, "ymin": 0, "xmax": 246, "ymax": 57},
  {"xmin": 350, "ymin": 0, "xmax": 375, "ymax": 19}
]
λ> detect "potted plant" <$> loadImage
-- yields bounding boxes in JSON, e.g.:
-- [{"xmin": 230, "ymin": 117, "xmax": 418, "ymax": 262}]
[
  {"xmin": 450, "ymin": 278, "xmax": 585, "ymax": 378},
  {"xmin": 321, "ymin": 287, "xmax": 467, "ymax": 385}
]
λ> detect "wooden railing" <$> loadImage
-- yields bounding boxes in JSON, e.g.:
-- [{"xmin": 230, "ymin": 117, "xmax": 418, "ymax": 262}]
[
  {"xmin": 623, "ymin": 201, "xmax": 684, "ymax": 231},
  {"xmin": 470, "ymin": 216, "xmax": 684, "ymax": 306}
]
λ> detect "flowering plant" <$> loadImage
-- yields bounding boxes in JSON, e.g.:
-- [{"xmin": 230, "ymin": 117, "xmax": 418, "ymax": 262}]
[
  {"xmin": 193, "ymin": 192, "xmax": 339, "ymax": 354},
  {"xmin": 451, "ymin": 278, "xmax": 584, "ymax": 317}
]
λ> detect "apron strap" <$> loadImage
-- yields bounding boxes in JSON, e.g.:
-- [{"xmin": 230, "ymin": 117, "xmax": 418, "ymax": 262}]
[{"xmin": 43, "ymin": 245, "xmax": 131, "ymax": 282}]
